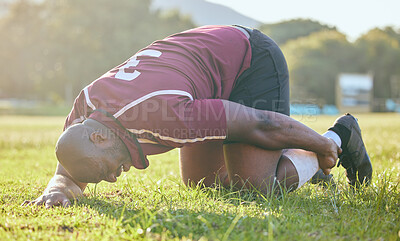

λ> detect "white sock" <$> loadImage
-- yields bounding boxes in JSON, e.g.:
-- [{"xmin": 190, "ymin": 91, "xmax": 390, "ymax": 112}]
[
  {"xmin": 284, "ymin": 149, "xmax": 319, "ymax": 189},
  {"xmin": 284, "ymin": 131, "xmax": 342, "ymax": 189},
  {"xmin": 322, "ymin": 130, "xmax": 342, "ymax": 147}
]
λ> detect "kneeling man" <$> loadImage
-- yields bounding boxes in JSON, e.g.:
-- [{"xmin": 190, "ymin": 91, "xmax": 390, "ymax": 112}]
[{"xmin": 24, "ymin": 25, "xmax": 372, "ymax": 208}]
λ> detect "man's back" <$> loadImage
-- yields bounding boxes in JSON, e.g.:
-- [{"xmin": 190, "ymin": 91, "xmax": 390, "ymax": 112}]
[{"xmin": 65, "ymin": 25, "xmax": 252, "ymax": 168}]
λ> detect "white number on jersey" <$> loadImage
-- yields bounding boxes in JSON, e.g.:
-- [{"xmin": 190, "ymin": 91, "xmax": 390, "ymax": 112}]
[{"xmin": 115, "ymin": 49, "xmax": 162, "ymax": 81}]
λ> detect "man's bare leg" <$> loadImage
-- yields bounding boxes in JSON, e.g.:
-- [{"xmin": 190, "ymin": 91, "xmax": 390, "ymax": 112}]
[
  {"xmin": 223, "ymin": 143, "xmax": 285, "ymax": 193},
  {"xmin": 224, "ymin": 131, "xmax": 342, "ymax": 193},
  {"xmin": 224, "ymin": 144, "xmax": 305, "ymax": 194},
  {"xmin": 180, "ymin": 142, "xmax": 310, "ymax": 194},
  {"xmin": 181, "ymin": 142, "xmax": 338, "ymax": 195},
  {"xmin": 180, "ymin": 141, "xmax": 286, "ymax": 191},
  {"xmin": 179, "ymin": 141, "xmax": 229, "ymax": 187}
]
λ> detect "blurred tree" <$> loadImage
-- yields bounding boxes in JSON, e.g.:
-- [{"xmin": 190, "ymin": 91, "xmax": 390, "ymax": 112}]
[
  {"xmin": 283, "ymin": 30, "xmax": 356, "ymax": 104},
  {"xmin": 0, "ymin": 0, "xmax": 194, "ymax": 103},
  {"xmin": 259, "ymin": 18, "xmax": 336, "ymax": 45},
  {"xmin": 355, "ymin": 28, "xmax": 400, "ymax": 101},
  {"xmin": 0, "ymin": 0, "xmax": 45, "ymax": 99},
  {"xmin": 382, "ymin": 26, "xmax": 400, "ymax": 44},
  {"xmin": 1, "ymin": 2, "xmax": 399, "ymax": 108}
]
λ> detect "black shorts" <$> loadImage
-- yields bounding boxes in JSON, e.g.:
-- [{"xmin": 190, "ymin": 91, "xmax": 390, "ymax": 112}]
[{"xmin": 229, "ymin": 26, "xmax": 290, "ymax": 116}]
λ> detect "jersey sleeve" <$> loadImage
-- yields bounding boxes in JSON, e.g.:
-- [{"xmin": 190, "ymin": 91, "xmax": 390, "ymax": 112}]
[
  {"xmin": 63, "ymin": 90, "xmax": 91, "ymax": 130},
  {"xmin": 181, "ymin": 98, "xmax": 227, "ymax": 144},
  {"xmin": 126, "ymin": 97, "xmax": 227, "ymax": 148}
]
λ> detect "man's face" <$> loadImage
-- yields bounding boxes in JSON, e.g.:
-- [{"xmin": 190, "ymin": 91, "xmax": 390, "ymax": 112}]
[
  {"xmin": 64, "ymin": 150, "xmax": 133, "ymax": 184},
  {"xmin": 98, "ymin": 152, "xmax": 132, "ymax": 183},
  {"xmin": 56, "ymin": 120, "xmax": 133, "ymax": 184},
  {"xmin": 57, "ymin": 137, "xmax": 133, "ymax": 184}
]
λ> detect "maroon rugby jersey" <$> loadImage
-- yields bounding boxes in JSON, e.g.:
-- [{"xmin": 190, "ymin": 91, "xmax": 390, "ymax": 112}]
[{"xmin": 64, "ymin": 25, "xmax": 251, "ymax": 169}]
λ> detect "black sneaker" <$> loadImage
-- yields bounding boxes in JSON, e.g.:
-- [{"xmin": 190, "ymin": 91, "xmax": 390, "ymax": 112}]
[
  {"xmin": 311, "ymin": 169, "xmax": 336, "ymax": 188},
  {"xmin": 329, "ymin": 113, "xmax": 373, "ymax": 187}
]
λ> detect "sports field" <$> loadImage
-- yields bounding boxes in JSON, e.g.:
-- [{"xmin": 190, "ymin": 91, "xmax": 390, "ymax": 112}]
[{"xmin": 0, "ymin": 114, "xmax": 399, "ymax": 240}]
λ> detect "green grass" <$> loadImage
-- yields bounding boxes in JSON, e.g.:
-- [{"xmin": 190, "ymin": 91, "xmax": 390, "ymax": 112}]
[
  {"xmin": 0, "ymin": 104, "xmax": 71, "ymax": 116},
  {"xmin": 1, "ymin": 114, "xmax": 400, "ymax": 240}
]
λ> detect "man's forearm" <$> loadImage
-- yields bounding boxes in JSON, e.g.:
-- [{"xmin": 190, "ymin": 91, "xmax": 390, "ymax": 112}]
[
  {"xmin": 55, "ymin": 163, "xmax": 88, "ymax": 191},
  {"xmin": 44, "ymin": 163, "xmax": 87, "ymax": 199},
  {"xmin": 23, "ymin": 163, "xmax": 87, "ymax": 207},
  {"xmin": 253, "ymin": 110, "xmax": 330, "ymax": 153},
  {"xmin": 45, "ymin": 174, "xmax": 84, "ymax": 200},
  {"xmin": 222, "ymin": 100, "xmax": 330, "ymax": 154}
]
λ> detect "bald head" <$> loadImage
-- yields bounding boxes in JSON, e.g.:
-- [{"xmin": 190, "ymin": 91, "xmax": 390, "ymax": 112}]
[{"xmin": 55, "ymin": 119, "xmax": 130, "ymax": 183}]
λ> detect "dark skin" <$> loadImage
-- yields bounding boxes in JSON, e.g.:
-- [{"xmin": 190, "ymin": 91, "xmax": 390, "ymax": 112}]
[
  {"xmin": 23, "ymin": 119, "xmax": 132, "ymax": 208},
  {"xmin": 23, "ymin": 100, "xmax": 340, "ymax": 208},
  {"xmin": 55, "ymin": 119, "xmax": 132, "ymax": 184},
  {"xmin": 222, "ymin": 100, "xmax": 340, "ymax": 173}
]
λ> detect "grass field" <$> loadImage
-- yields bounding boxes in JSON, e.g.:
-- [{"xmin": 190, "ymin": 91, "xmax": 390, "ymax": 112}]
[{"xmin": 0, "ymin": 114, "xmax": 399, "ymax": 240}]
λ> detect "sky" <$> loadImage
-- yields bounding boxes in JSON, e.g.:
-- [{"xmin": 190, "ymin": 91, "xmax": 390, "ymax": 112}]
[{"xmin": 206, "ymin": 0, "xmax": 400, "ymax": 41}]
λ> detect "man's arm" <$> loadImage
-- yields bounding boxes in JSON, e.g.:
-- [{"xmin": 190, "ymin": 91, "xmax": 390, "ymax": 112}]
[
  {"xmin": 222, "ymin": 100, "xmax": 341, "ymax": 172},
  {"xmin": 22, "ymin": 163, "xmax": 87, "ymax": 208},
  {"xmin": 22, "ymin": 90, "xmax": 91, "ymax": 208}
]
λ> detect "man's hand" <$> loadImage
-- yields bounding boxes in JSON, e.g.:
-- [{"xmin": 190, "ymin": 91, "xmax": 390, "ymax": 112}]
[
  {"xmin": 22, "ymin": 163, "xmax": 87, "ymax": 208},
  {"xmin": 22, "ymin": 190, "xmax": 71, "ymax": 208},
  {"xmin": 317, "ymin": 138, "xmax": 342, "ymax": 175}
]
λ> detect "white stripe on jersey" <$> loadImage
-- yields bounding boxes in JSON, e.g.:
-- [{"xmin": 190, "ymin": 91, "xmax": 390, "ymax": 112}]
[
  {"xmin": 128, "ymin": 128, "xmax": 226, "ymax": 144},
  {"xmin": 83, "ymin": 86, "xmax": 96, "ymax": 110},
  {"xmin": 83, "ymin": 88, "xmax": 194, "ymax": 119},
  {"xmin": 83, "ymin": 88, "xmax": 207, "ymax": 143},
  {"xmin": 113, "ymin": 90, "xmax": 194, "ymax": 118}
]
